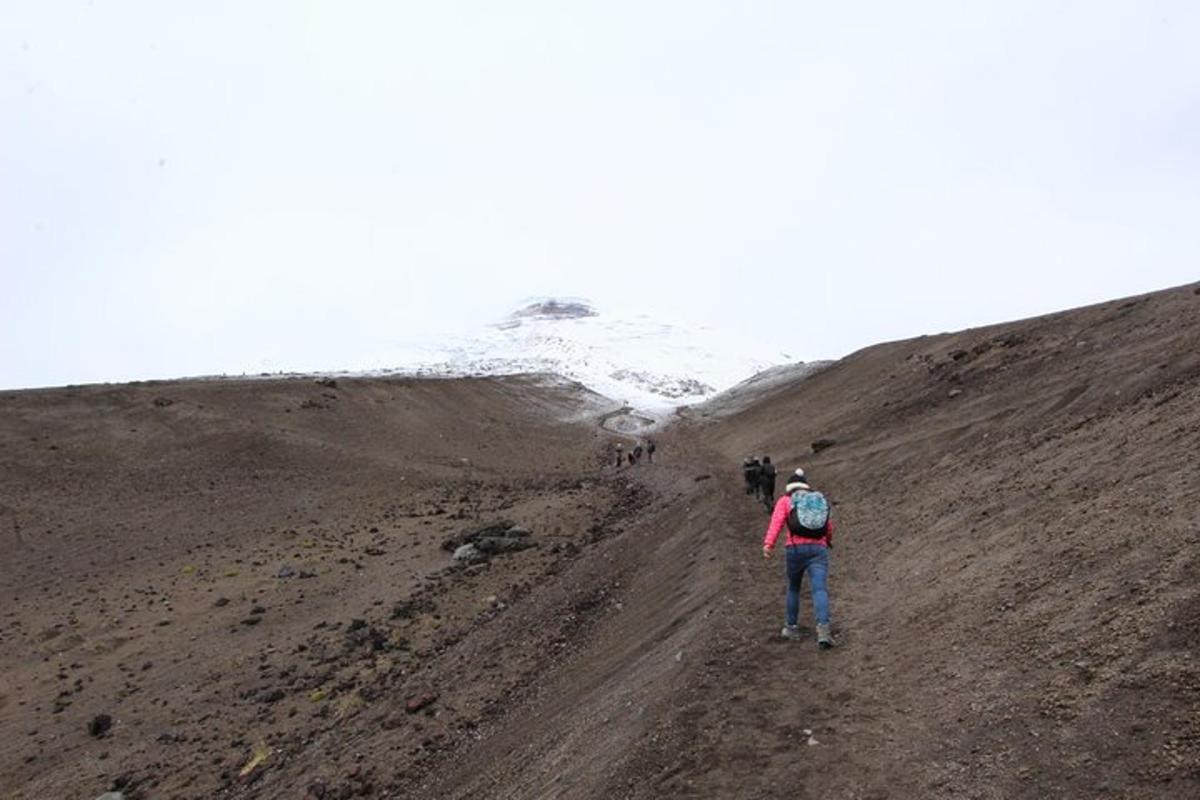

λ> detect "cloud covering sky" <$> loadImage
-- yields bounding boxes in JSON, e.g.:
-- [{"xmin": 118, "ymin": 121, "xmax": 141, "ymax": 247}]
[{"xmin": 3, "ymin": 0, "xmax": 1198, "ymax": 389}]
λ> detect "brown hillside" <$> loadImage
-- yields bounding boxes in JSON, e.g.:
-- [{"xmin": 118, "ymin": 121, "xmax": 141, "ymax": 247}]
[{"xmin": 2, "ymin": 283, "xmax": 1198, "ymax": 799}]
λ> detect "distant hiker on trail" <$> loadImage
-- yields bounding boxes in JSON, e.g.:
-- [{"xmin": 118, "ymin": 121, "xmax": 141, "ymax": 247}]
[
  {"xmin": 742, "ymin": 457, "xmax": 761, "ymax": 497},
  {"xmin": 646, "ymin": 438, "xmax": 656, "ymax": 462},
  {"xmin": 762, "ymin": 468, "xmax": 834, "ymax": 649},
  {"xmin": 628, "ymin": 451, "xmax": 636, "ymax": 466},
  {"xmin": 614, "ymin": 442, "xmax": 624, "ymax": 468},
  {"xmin": 633, "ymin": 442, "xmax": 644, "ymax": 463},
  {"xmin": 758, "ymin": 456, "xmax": 777, "ymax": 511}
]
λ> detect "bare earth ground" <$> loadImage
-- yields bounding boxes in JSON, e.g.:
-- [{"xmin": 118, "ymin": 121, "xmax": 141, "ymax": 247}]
[{"xmin": 2, "ymin": 283, "xmax": 1199, "ymax": 799}]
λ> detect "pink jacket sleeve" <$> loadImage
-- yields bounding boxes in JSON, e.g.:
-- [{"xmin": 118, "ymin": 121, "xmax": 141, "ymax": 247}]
[{"xmin": 763, "ymin": 495, "xmax": 792, "ymax": 549}]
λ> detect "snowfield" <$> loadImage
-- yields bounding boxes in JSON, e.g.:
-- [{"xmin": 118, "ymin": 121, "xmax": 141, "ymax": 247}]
[{"xmin": 375, "ymin": 298, "xmax": 808, "ymax": 411}]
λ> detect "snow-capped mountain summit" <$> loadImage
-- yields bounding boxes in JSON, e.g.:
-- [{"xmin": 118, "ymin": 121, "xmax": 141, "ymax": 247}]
[{"xmin": 386, "ymin": 297, "xmax": 805, "ymax": 412}]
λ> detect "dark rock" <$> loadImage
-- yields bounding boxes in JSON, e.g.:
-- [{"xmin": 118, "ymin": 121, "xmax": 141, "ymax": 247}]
[
  {"xmin": 87, "ymin": 714, "xmax": 113, "ymax": 737},
  {"xmin": 240, "ymin": 616, "xmax": 262, "ymax": 626},
  {"xmin": 693, "ymin": 474, "xmax": 712, "ymax": 482},
  {"xmin": 314, "ymin": 377, "xmax": 338, "ymax": 388},
  {"xmin": 811, "ymin": 438, "xmax": 837, "ymax": 454},
  {"xmin": 391, "ymin": 598, "xmax": 434, "ymax": 620},
  {"xmin": 152, "ymin": 397, "xmax": 173, "ymax": 408},
  {"xmin": 250, "ymin": 605, "xmax": 266, "ymax": 615},
  {"xmin": 261, "ymin": 688, "xmax": 286, "ymax": 704},
  {"xmin": 213, "ymin": 597, "xmax": 230, "ymax": 607},
  {"xmin": 949, "ymin": 349, "xmax": 969, "ymax": 361},
  {"xmin": 474, "ymin": 536, "xmax": 536, "ymax": 556},
  {"xmin": 364, "ymin": 547, "xmax": 386, "ymax": 556}
]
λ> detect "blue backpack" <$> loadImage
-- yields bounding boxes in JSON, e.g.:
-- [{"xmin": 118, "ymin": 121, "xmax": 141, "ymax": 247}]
[{"xmin": 786, "ymin": 490, "xmax": 829, "ymax": 538}]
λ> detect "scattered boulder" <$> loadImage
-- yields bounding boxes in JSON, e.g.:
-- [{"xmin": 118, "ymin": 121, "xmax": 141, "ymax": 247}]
[
  {"xmin": 474, "ymin": 536, "xmax": 536, "ymax": 556},
  {"xmin": 811, "ymin": 438, "xmax": 837, "ymax": 454},
  {"xmin": 441, "ymin": 520, "xmax": 515, "ymax": 552},
  {"xmin": 152, "ymin": 397, "xmax": 173, "ymax": 408},
  {"xmin": 87, "ymin": 714, "xmax": 113, "ymax": 737}
]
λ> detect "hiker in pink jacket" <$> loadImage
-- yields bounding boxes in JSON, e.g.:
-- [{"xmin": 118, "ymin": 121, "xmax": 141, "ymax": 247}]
[{"xmin": 762, "ymin": 468, "xmax": 835, "ymax": 648}]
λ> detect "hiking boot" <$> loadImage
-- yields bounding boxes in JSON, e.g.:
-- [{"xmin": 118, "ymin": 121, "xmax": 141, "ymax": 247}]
[
  {"xmin": 780, "ymin": 625, "xmax": 801, "ymax": 640},
  {"xmin": 816, "ymin": 623, "xmax": 834, "ymax": 649}
]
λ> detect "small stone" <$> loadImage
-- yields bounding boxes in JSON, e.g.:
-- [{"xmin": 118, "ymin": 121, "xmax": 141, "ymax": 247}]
[
  {"xmin": 947, "ymin": 389, "xmax": 964, "ymax": 398},
  {"xmin": 275, "ymin": 565, "xmax": 296, "ymax": 579},
  {"xmin": 405, "ymin": 693, "xmax": 438, "ymax": 714},
  {"xmin": 87, "ymin": 714, "xmax": 113, "ymax": 737}
]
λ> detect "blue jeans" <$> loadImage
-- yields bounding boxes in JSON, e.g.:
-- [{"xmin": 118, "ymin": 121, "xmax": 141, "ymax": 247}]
[{"xmin": 785, "ymin": 544, "xmax": 830, "ymax": 627}]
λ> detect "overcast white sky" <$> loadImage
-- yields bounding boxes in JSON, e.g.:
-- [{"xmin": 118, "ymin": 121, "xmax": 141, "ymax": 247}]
[{"xmin": 3, "ymin": 1, "xmax": 1198, "ymax": 389}]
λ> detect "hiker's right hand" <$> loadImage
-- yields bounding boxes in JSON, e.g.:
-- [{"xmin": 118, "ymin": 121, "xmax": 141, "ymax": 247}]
[{"xmin": 762, "ymin": 546, "xmax": 772, "ymax": 559}]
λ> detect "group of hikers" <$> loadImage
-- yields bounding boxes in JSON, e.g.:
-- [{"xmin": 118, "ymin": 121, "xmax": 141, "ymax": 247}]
[
  {"xmin": 613, "ymin": 438, "xmax": 655, "ymax": 467},
  {"xmin": 748, "ymin": 458, "xmax": 835, "ymax": 650},
  {"xmin": 741, "ymin": 455, "xmax": 778, "ymax": 510}
]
